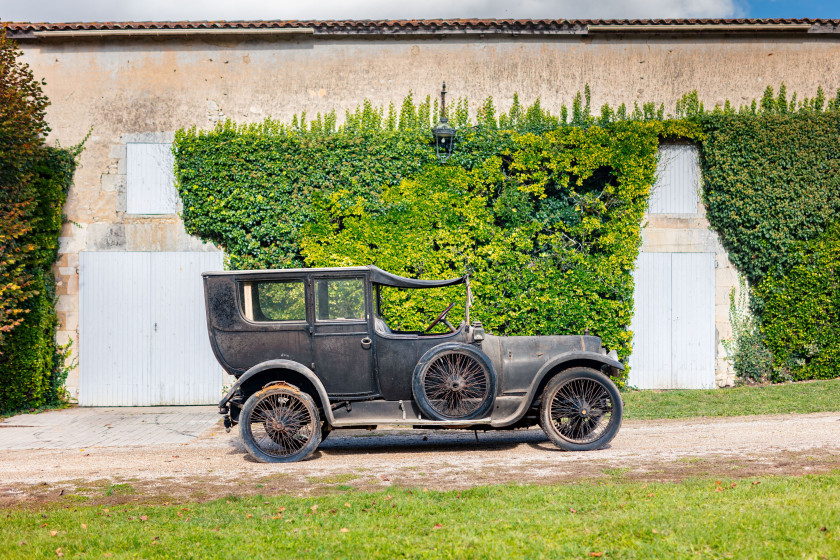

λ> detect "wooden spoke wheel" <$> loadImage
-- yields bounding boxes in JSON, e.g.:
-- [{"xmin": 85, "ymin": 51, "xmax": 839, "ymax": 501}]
[
  {"xmin": 539, "ymin": 367, "xmax": 622, "ymax": 452},
  {"xmin": 240, "ymin": 385, "xmax": 321, "ymax": 463}
]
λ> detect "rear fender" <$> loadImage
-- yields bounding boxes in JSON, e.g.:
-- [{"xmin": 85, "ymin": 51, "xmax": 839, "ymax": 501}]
[{"xmin": 219, "ymin": 359, "xmax": 334, "ymax": 425}]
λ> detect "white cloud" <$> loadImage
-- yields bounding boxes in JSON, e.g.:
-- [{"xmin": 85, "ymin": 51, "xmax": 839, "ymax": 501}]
[{"xmin": 1, "ymin": 0, "xmax": 745, "ymax": 23}]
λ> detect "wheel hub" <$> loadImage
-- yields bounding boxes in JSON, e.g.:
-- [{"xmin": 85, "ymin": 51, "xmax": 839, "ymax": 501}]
[
  {"xmin": 572, "ymin": 397, "xmax": 590, "ymax": 418},
  {"xmin": 268, "ymin": 414, "xmax": 288, "ymax": 433},
  {"xmin": 448, "ymin": 375, "xmax": 465, "ymax": 392}
]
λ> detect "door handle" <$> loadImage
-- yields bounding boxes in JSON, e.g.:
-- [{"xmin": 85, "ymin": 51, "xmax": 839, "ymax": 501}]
[{"xmin": 361, "ymin": 337, "xmax": 372, "ymax": 350}]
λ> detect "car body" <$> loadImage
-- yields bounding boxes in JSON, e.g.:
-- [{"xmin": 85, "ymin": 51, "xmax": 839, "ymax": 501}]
[{"xmin": 203, "ymin": 265, "xmax": 625, "ymax": 462}]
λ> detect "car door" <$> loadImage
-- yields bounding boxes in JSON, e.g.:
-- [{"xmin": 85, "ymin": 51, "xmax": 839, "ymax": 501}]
[{"xmin": 310, "ymin": 275, "xmax": 377, "ymax": 397}]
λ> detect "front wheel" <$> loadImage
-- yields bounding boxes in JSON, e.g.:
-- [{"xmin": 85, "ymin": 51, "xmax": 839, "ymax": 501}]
[
  {"xmin": 240, "ymin": 385, "xmax": 321, "ymax": 463},
  {"xmin": 539, "ymin": 367, "xmax": 622, "ymax": 452}
]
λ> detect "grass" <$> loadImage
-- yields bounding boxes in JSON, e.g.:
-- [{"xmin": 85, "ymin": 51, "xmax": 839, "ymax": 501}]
[
  {"xmin": 104, "ymin": 484, "xmax": 135, "ymax": 497},
  {"xmin": 622, "ymin": 378, "xmax": 840, "ymax": 420},
  {"xmin": 3, "ymin": 474, "xmax": 839, "ymax": 559},
  {"xmin": 306, "ymin": 473, "xmax": 361, "ymax": 485}
]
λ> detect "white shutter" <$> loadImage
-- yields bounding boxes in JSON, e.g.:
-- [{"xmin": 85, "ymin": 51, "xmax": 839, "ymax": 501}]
[
  {"xmin": 126, "ymin": 143, "xmax": 178, "ymax": 215},
  {"xmin": 650, "ymin": 144, "xmax": 700, "ymax": 214}
]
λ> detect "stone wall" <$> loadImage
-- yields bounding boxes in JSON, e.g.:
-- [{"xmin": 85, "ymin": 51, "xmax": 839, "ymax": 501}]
[{"xmin": 16, "ymin": 31, "xmax": 840, "ymax": 395}]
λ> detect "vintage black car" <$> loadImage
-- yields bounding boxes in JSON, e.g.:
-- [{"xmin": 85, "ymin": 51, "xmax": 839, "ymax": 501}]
[{"xmin": 203, "ymin": 266, "xmax": 624, "ymax": 462}]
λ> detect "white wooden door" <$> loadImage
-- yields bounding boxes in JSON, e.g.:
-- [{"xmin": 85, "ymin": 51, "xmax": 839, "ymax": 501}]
[
  {"xmin": 629, "ymin": 252, "xmax": 715, "ymax": 389},
  {"xmin": 79, "ymin": 251, "xmax": 225, "ymax": 405}
]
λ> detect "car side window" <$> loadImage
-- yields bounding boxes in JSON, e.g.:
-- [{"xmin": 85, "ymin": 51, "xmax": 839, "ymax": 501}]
[
  {"xmin": 315, "ymin": 278, "xmax": 365, "ymax": 321},
  {"xmin": 240, "ymin": 281, "xmax": 306, "ymax": 322}
]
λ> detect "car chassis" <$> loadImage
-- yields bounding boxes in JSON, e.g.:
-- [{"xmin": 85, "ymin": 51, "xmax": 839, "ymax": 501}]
[{"xmin": 203, "ymin": 265, "xmax": 624, "ymax": 462}]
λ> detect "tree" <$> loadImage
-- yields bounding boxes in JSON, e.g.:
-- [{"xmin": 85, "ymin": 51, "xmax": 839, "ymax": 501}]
[{"xmin": 0, "ymin": 25, "xmax": 50, "ymax": 348}]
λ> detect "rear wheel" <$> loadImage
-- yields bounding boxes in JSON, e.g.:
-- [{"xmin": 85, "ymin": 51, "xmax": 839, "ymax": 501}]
[
  {"xmin": 539, "ymin": 367, "xmax": 622, "ymax": 451},
  {"xmin": 240, "ymin": 385, "xmax": 321, "ymax": 463}
]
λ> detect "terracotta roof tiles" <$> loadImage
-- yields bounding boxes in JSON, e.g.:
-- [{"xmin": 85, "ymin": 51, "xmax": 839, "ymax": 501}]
[{"xmin": 4, "ymin": 18, "xmax": 839, "ymax": 36}]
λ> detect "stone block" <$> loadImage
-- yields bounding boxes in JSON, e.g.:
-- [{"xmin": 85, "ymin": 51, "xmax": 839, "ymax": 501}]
[
  {"xmin": 55, "ymin": 294, "xmax": 76, "ymax": 313},
  {"xmin": 59, "ymin": 223, "xmax": 88, "ymax": 254},
  {"xmin": 87, "ymin": 223, "xmax": 127, "ymax": 250},
  {"xmin": 63, "ymin": 312, "xmax": 79, "ymax": 332},
  {"xmin": 100, "ymin": 173, "xmax": 125, "ymax": 192},
  {"xmin": 108, "ymin": 144, "xmax": 126, "ymax": 160}
]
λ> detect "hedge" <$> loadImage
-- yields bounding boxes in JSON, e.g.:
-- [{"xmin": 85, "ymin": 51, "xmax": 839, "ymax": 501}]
[
  {"xmin": 0, "ymin": 147, "xmax": 75, "ymax": 412},
  {"xmin": 0, "ymin": 29, "xmax": 76, "ymax": 413},
  {"xmin": 700, "ymin": 111, "xmax": 840, "ymax": 287},
  {"xmin": 755, "ymin": 222, "xmax": 840, "ymax": 381},
  {"xmin": 699, "ymin": 90, "xmax": 840, "ymax": 381}
]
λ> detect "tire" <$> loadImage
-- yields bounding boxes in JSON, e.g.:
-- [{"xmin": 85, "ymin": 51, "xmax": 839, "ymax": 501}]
[
  {"xmin": 239, "ymin": 385, "xmax": 322, "ymax": 463},
  {"xmin": 412, "ymin": 343, "xmax": 496, "ymax": 421},
  {"xmin": 539, "ymin": 367, "xmax": 622, "ymax": 452}
]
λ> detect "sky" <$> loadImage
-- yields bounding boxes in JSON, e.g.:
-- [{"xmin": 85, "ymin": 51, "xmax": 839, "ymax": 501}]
[{"xmin": 0, "ymin": 0, "xmax": 838, "ymax": 22}]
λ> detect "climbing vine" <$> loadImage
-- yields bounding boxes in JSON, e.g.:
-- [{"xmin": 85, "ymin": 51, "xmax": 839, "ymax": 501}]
[
  {"xmin": 175, "ymin": 92, "xmax": 702, "ymax": 385},
  {"xmin": 175, "ymin": 85, "xmax": 840, "ymax": 384}
]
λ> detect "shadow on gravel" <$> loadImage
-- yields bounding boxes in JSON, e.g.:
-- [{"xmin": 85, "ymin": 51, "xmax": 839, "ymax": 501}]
[
  {"xmin": 320, "ymin": 428, "xmax": 548, "ymax": 457},
  {"xmin": 224, "ymin": 426, "xmax": 552, "ymax": 459}
]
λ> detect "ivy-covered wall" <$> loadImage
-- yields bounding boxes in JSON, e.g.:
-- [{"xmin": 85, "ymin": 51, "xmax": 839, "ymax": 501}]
[
  {"xmin": 699, "ymin": 92, "xmax": 840, "ymax": 381},
  {"xmin": 0, "ymin": 148, "xmax": 76, "ymax": 412},
  {"xmin": 175, "ymin": 96, "xmax": 702, "ymax": 382},
  {"xmin": 175, "ymin": 87, "xmax": 840, "ymax": 385}
]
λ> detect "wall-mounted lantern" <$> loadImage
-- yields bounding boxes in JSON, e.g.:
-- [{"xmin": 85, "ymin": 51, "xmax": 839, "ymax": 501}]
[{"xmin": 431, "ymin": 82, "xmax": 456, "ymax": 163}]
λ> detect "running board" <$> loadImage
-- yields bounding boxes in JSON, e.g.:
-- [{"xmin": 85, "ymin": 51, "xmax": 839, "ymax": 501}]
[{"xmin": 329, "ymin": 399, "xmax": 491, "ymax": 428}]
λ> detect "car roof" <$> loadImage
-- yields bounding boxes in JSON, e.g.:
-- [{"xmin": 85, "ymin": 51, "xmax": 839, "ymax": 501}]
[{"xmin": 203, "ymin": 265, "xmax": 467, "ymax": 288}]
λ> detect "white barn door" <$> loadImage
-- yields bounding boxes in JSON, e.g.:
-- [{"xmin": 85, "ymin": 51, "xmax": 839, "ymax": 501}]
[
  {"xmin": 629, "ymin": 252, "xmax": 715, "ymax": 389},
  {"xmin": 79, "ymin": 251, "xmax": 225, "ymax": 406}
]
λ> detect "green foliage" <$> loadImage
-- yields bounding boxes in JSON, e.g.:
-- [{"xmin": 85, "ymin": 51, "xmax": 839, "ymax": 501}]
[
  {"xmin": 0, "ymin": 147, "xmax": 76, "ymax": 412},
  {"xmin": 694, "ymin": 86, "xmax": 840, "ymax": 382},
  {"xmin": 0, "ymin": 28, "xmax": 77, "ymax": 413},
  {"xmin": 298, "ymin": 123, "xmax": 699, "ymax": 361},
  {"xmin": 176, "ymin": 83, "xmax": 840, "ymax": 385},
  {"xmin": 755, "ymin": 223, "xmax": 840, "ymax": 382},
  {"xmin": 721, "ymin": 276, "xmax": 773, "ymax": 383},
  {"xmin": 700, "ymin": 111, "xmax": 840, "ymax": 287},
  {"xmin": 175, "ymin": 93, "xmax": 702, "ymax": 379},
  {"xmin": 174, "ymin": 123, "xmax": 434, "ymax": 270},
  {"xmin": 0, "ymin": 27, "xmax": 51, "ymax": 342}
]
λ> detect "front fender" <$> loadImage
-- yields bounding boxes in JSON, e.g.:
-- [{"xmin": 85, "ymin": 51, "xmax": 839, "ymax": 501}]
[
  {"xmin": 218, "ymin": 359, "xmax": 335, "ymax": 425},
  {"xmin": 490, "ymin": 351, "xmax": 624, "ymax": 427}
]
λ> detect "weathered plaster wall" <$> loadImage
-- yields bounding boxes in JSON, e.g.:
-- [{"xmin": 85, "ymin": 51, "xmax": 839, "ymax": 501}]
[{"xmin": 17, "ymin": 33, "xmax": 840, "ymax": 395}]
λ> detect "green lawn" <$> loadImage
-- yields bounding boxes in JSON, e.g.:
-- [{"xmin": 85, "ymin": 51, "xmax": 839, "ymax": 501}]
[
  {"xmin": 4, "ymin": 474, "xmax": 839, "ymax": 559},
  {"xmin": 622, "ymin": 378, "xmax": 840, "ymax": 420}
]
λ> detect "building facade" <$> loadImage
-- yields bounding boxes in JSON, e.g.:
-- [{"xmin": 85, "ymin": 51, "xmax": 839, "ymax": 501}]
[{"xmin": 7, "ymin": 18, "xmax": 840, "ymax": 402}]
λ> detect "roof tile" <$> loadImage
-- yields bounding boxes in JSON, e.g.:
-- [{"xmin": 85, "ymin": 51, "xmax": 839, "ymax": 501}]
[{"xmin": 3, "ymin": 18, "xmax": 837, "ymax": 35}]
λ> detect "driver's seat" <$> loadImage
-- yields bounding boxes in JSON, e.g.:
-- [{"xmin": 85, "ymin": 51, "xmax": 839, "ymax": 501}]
[{"xmin": 373, "ymin": 315, "xmax": 392, "ymax": 334}]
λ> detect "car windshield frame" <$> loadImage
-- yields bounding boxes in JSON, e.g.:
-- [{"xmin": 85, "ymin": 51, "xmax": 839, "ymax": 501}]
[{"xmin": 369, "ymin": 266, "xmax": 472, "ymax": 327}]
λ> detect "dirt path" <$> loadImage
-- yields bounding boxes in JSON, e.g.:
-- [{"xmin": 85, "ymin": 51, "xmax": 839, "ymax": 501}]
[{"xmin": 3, "ymin": 412, "xmax": 839, "ymax": 506}]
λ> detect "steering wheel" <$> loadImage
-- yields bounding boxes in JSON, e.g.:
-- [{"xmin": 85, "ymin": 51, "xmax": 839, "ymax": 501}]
[{"xmin": 424, "ymin": 302, "xmax": 457, "ymax": 333}]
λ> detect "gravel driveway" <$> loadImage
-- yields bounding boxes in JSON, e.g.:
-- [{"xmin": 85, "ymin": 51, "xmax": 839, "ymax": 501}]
[{"xmin": 2, "ymin": 408, "xmax": 839, "ymax": 504}]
